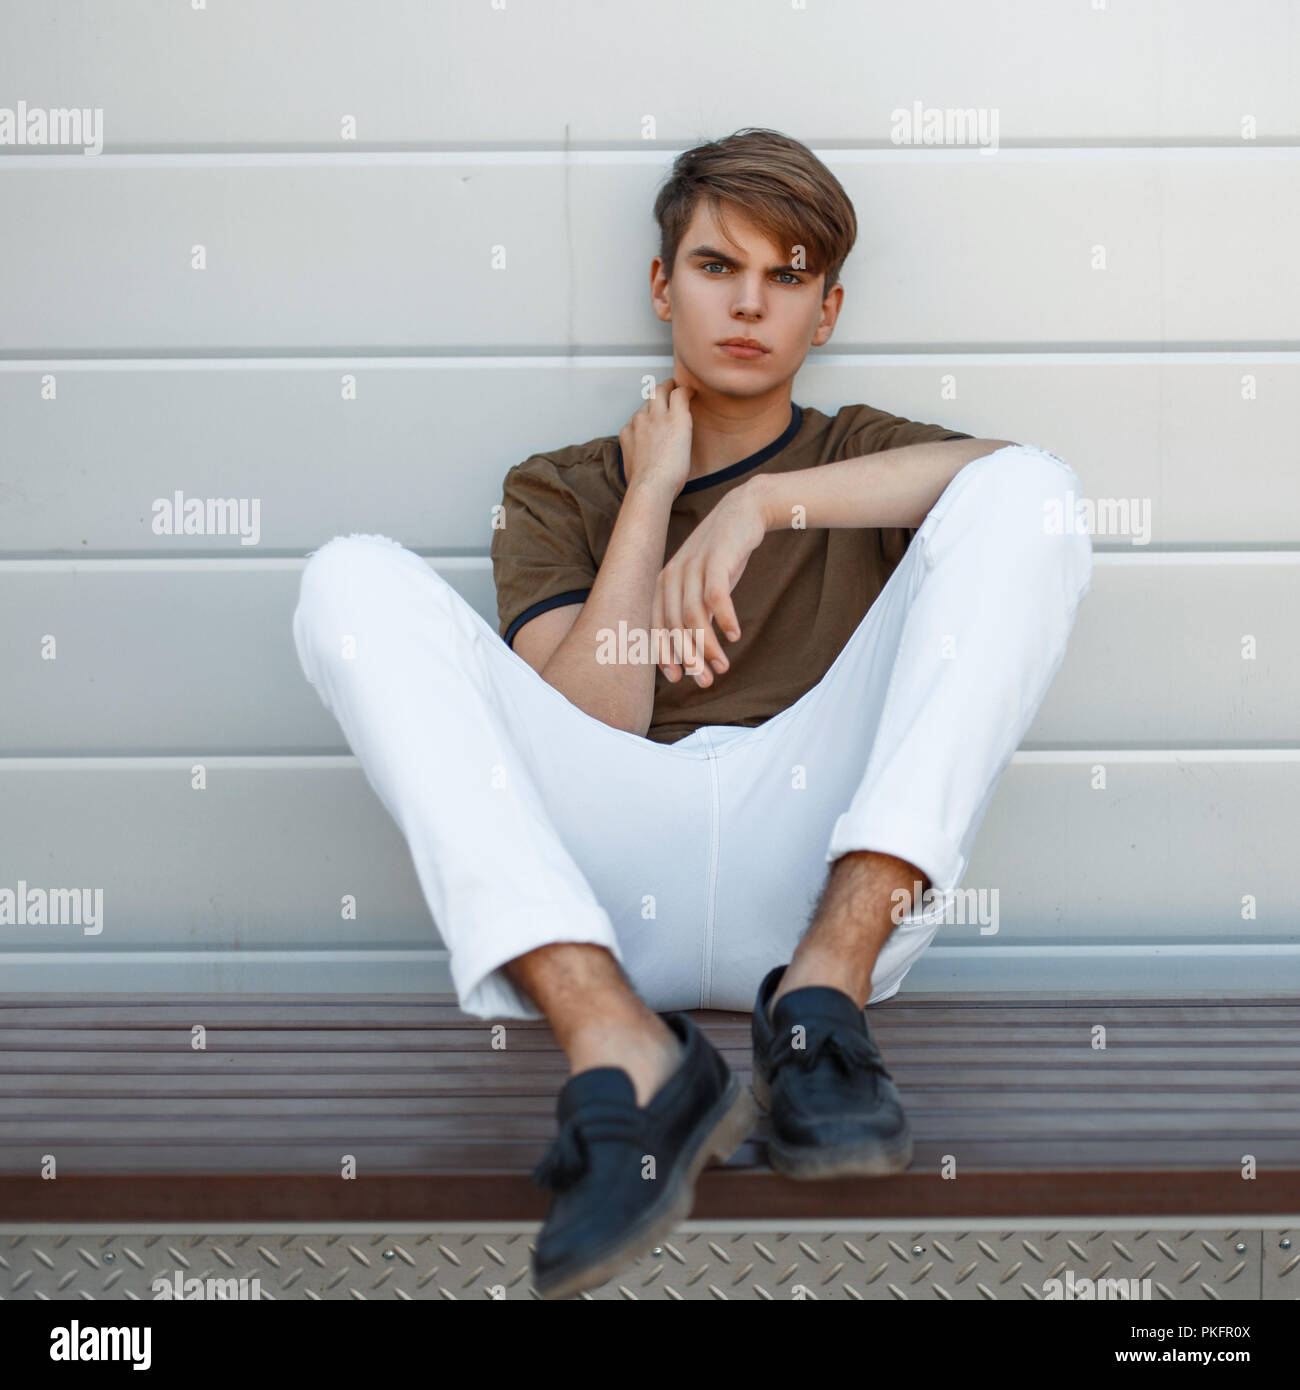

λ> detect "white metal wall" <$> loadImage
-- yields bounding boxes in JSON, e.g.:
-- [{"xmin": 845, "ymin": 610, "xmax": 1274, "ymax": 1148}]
[{"xmin": 1, "ymin": 1, "xmax": 1297, "ymax": 994}]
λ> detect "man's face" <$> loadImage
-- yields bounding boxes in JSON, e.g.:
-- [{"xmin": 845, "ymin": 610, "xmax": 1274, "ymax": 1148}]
[{"xmin": 651, "ymin": 199, "xmax": 843, "ymax": 399}]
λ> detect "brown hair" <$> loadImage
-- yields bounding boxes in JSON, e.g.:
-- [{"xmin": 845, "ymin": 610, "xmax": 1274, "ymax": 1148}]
[{"xmin": 652, "ymin": 128, "xmax": 858, "ymax": 299}]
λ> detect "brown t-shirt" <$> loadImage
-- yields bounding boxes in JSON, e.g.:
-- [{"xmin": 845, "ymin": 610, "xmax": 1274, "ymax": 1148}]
[{"xmin": 490, "ymin": 401, "xmax": 971, "ymax": 745}]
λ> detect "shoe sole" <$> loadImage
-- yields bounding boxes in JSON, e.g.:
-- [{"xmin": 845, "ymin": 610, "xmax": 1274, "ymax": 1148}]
[
  {"xmin": 751, "ymin": 1060, "xmax": 914, "ymax": 1179},
  {"xmin": 533, "ymin": 1073, "xmax": 759, "ymax": 1300}
]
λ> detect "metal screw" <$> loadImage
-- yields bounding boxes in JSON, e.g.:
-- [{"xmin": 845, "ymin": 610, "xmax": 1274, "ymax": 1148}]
[
  {"xmin": 651, "ymin": 1246, "xmax": 663, "ymax": 1256},
  {"xmin": 1281, "ymin": 1238, "xmax": 1292, "ymax": 1250},
  {"xmin": 103, "ymin": 1252, "xmax": 114, "ymax": 1263},
  {"xmin": 383, "ymin": 1249, "xmax": 395, "ymax": 1260},
  {"xmin": 1234, "ymin": 1242, "xmax": 1247, "ymax": 1254},
  {"xmin": 912, "ymin": 1244, "xmax": 925, "ymax": 1256}
]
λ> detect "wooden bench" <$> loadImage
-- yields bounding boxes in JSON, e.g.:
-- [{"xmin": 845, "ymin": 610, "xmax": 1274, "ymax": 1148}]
[{"xmin": 4, "ymin": 992, "xmax": 1300, "ymax": 1224}]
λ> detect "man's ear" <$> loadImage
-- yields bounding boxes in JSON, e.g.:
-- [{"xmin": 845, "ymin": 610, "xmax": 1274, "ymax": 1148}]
[
  {"xmin": 650, "ymin": 256, "xmax": 673, "ymax": 324},
  {"xmin": 812, "ymin": 281, "xmax": 844, "ymax": 346}
]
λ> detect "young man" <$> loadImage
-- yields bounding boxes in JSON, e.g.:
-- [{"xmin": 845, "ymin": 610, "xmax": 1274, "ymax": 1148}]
[{"xmin": 292, "ymin": 128, "xmax": 1092, "ymax": 1300}]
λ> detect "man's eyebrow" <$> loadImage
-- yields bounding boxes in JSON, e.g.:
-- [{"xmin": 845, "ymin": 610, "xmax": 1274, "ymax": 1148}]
[{"xmin": 686, "ymin": 244, "xmax": 805, "ymax": 274}]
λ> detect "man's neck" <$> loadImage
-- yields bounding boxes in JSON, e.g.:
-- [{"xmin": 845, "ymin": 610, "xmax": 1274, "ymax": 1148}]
[{"xmin": 685, "ymin": 392, "xmax": 794, "ymax": 482}]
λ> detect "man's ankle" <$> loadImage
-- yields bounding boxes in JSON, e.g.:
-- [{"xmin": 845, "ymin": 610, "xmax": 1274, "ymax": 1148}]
[
  {"xmin": 566, "ymin": 1013, "xmax": 683, "ymax": 1106},
  {"xmin": 770, "ymin": 954, "xmax": 874, "ymax": 1017}
]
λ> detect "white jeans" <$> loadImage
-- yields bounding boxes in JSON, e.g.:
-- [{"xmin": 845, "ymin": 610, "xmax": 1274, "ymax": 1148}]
[{"xmin": 292, "ymin": 445, "xmax": 1092, "ymax": 1022}]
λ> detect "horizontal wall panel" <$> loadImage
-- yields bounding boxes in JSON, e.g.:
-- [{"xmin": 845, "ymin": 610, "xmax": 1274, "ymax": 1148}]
[
  {"xmin": 1, "ymin": 558, "xmax": 1298, "ymax": 755},
  {"xmin": 1, "ymin": 0, "xmax": 1296, "ymax": 148},
  {"xmin": 2, "ymin": 358, "xmax": 1298, "ymax": 554},
  {"xmin": 2, "ymin": 154, "xmax": 1297, "ymax": 352},
  {"xmin": 1, "ymin": 945, "xmax": 1296, "ymax": 997},
  {"xmin": 5, "ymin": 945, "xmax": 1295, "ymax": 1000},
  {"xmin": 0, "ymin": 559, "xmax": 497, "ymax": 756},
  {"xmin": 0, "ymin": 757, "xmax": 1294, "ymax": 956}
]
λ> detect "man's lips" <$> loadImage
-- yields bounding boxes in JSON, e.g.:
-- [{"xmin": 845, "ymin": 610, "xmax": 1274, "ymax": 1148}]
[{"xmin": 717, "ymin": 339, "xmax": 769, "ymax": 359}]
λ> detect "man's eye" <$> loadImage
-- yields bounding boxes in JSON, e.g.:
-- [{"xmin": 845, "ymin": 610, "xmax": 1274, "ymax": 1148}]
[{"xmin": 703, "ymin": 262, "xmax": 801, "ymax": 285}]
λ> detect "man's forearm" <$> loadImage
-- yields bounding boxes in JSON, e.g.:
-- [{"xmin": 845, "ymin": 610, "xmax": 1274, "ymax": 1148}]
[
  {"xmin": 537, "ymin": 478, "xmax": 675, "ymax": 735},
  {"xmin": 748, "ymin": 438, "xmax": 1016, "ymax": 533}
]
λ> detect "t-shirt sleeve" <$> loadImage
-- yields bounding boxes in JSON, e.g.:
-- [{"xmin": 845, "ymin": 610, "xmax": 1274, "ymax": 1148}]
[
  {"xmin": 834, "ymin": 405, "xmax": 974, "ymax": 571},
  {"xmin": 837, "ymin": 405, "xmax": 972, "ymax": 459},
  {"xmin": 489, "ymin": 454, "xmax": 598, "ymax": 647}
]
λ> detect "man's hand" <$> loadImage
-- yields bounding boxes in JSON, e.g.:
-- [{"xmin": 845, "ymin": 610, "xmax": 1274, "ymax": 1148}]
[
  {"xmin": 651, "ymin": 481, "xmax": 767, "ymax": 686},
  {"xmin": 619, "ymin": 377, "xmax": 695, "ymax": 498}
]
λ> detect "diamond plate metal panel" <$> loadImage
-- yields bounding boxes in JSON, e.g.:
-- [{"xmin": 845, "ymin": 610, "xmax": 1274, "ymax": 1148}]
[
  {"xmin": 1262, "ymin": 1228, "xmax": 1297, "ymax": 1299},
  {"xmin": 0, "ymin": 1228, "xmax": 1275, "ymax": 1299}
]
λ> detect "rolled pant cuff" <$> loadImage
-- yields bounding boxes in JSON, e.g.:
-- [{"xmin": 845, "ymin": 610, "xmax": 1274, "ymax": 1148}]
[
  {"xmin": 825, "ymin": 809, "xmax": 966, "ymax": 907},
  {"xmin": 449, "ymin": 910, "xmax": 625, "ymax": 1022}
]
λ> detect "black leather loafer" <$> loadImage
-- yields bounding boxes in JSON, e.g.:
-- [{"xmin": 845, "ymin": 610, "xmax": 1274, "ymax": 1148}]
[
  {"xmin": 531, "ymin": 1011, "xmax": 758, "ymax": 1299},
  {"xmin": 751, "ymin": 963, "xmax": 913, "ymax": 1179}
]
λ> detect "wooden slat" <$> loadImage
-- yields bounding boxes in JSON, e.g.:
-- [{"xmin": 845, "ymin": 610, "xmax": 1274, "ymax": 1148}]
[
  {"xmin": 5, "ymin": 1113, "xmax": 1300, "ymax": 1143},
  {"xmin": 5, "ymin": 1138, "xmax": 1297, "ymax": 1168},
  {"xmin": 0, "ymin": 1090, "xmax": 1292, "ymax": 1116},
  {"xmin": 3, "ymin": 1049, "xmax": 1300, "ymax": 1077},
  {"xmin": 6, "ymin": 1070, "xmax": 1300, "ymax": 1100},
  {"xmin": 3, "ymin": 1068, "xmax": 1300, "ymax": 1097},
  {"xmin": 3, "ymin": 1026, "xmax": 1300, "ymax": 1054},
  {"xmin": 7, "ymin": 992, "xmax": 1300, "ymax": 1016},
  {"xmin": 2, "ymin": 995, "xmax": 1299, "ymax": 1221},
  {"xmin": 5, "ymin": 1043, "xmax": 1300, "ymax": 1074}
]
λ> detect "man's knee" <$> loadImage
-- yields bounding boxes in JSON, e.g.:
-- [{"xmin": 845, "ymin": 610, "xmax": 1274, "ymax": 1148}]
[
  {"xmin": 294, "ymin": 533, "xmax": 473, "ymax": 676},
  {"xmin": 295, "ymin": 534, "xmax": 410, "ymax": 664},
  {"xmin": 1009, "ymin": 446, "xmax": 1093, "ymax": 596},
  {"xmin": 964, "ymin": 445, "xmax": 1093, "ymax": 590},
  {"xmin": 301, "ymin": 531, "xmax": 406, "ymax": 595},
  {"xmin": 971, "ymin": 442, "xmax": 1079, "ymax": 501},
  {"xmin": 297, "ymin": 532, "xmax": 437, "ymax": 619}
]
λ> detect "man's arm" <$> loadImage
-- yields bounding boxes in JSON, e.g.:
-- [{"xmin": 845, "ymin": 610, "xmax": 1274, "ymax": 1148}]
[
  {"xmin": 513, "ymin": 474, "xmax": 679, "ymax": 736},
  {"xmin": 648, "ymin": 436, "xmax": 1015, "ymax": 683},
  {"xmin": 747, "ymin": 437, "xmax": 1017, "ymax": 533},
  {"xmin": 508, "ymin": 379, "xmax": 700, "ymax": 736}
]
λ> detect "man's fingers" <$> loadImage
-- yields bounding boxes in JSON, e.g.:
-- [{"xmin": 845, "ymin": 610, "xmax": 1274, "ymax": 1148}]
[
  {"xmin": 652, "ymin": 586, "xmax": 680, "ymax": 675},
  {"xmin": 686, "ymin": 575, "xmax": 731, "ymax": 679},
  {"xmin": 650, "ymin": 574, "xmax": 677, "ymax": 680},
  {"xmin": 705, "ymin": 569, "xmax": 741, "ymax": 645},
  {"xmin": 660, "ymin": 567, "xmax": 685, "ymax": 682},
  {"xmin": 681, "ymin": 561, "xmax": 727, "ymax": 685},
  {"xmin": 688, "ymin": 619, "xmax": 728, "ymax": 682},
  {"xmin": 651, "ymin": 376, "xmax": 676, "ymax": 411}
]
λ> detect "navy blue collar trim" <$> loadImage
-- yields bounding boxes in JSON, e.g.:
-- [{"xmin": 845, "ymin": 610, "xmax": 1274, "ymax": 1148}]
[{"xmin": 617, "ymin": 403, "xmax": 803, "ymax": 493}]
